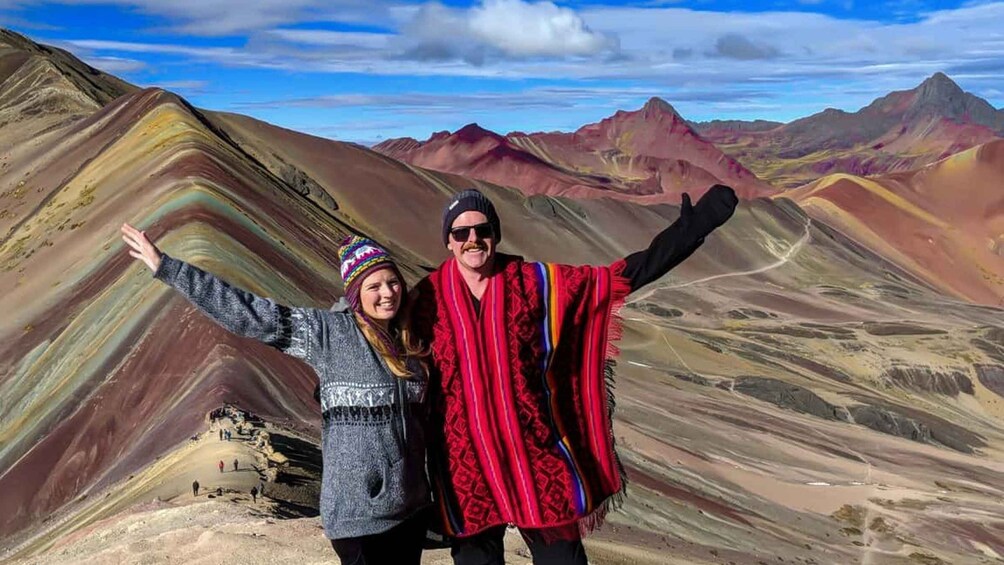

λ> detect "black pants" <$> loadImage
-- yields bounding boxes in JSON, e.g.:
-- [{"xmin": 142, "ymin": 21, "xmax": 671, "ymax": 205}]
[
  {"xmin": 451, "ymin": 525, "xmax": 588, "ymax": 565},
  {"xmin": 330, "ymin": 511, "xmax": 426, "ymax": 565}
]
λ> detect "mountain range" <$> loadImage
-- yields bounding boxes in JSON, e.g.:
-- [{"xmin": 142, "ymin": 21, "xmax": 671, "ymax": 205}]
[
  {"xmin": 380, "ymin": 73, "xmax": 1004, "ymax": 193},
  {"xmin": 376, "ymin": 97, "xmax": 777, "ymax": 204},
  {"xmin": 694, "ymin": 72, "xmax": 1004, "ymax": 187},
  {"xmin": 3, "ymin": 28, "xmax": 1004, "ymax": 565}
]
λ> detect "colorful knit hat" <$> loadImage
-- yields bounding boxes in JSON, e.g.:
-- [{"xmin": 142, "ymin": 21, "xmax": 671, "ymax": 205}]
[
  {"xmin": 337, "ymin": 236, "xmax": 395, "ymax": 300},
  {"xmin": 336, "ymin": 236, "xmax": 405, "ymax": 362}
]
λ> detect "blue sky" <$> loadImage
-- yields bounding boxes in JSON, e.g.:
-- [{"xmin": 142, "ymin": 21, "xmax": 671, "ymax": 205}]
[{"xmin": 2, "ymin": 0, "xmax": 1002, "ymax": 143}]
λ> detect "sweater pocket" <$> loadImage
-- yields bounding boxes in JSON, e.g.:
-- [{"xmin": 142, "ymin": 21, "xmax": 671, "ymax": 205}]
[
  {"xmin": 323, "ymin": 420, "xmax": 412, "ymax": 523},
  {"xmin": 367, "ymin": 456, "xmax": 409, "ymax": 519},
  {"xmin": 323, "ymin": 428, "xmax": 395, "ymax": 523}
]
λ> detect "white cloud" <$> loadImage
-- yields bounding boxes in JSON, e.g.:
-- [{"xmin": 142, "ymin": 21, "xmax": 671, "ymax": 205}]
[
  {"xmin": 148, "ymin": 79, "xmax": 210, "ymax": 92},
  {"xmin": 237, "ymin": 86, "xmax": 659, "ymax": 111},
  {"xmin": 467, "ymin": 0, "xmax": 615, "ymax": 57},
  {"xmin": 0, "ymin": 14, "xmax": 61, "ymax": 31},
  {"xmin": 266, "ymin": 29, "xmax": 392, "ymax": 49},
  {"xmin": 922, "ymin": 1, "xmax": 1004, "ymax": 24},
  {"xmin": 576, "ymin": 3, "xmax": 1004, "ymax": 88},
  {"xmin": 62, "ymin": 37, "xmax": 530, "ymax": 77},
  {"xmin": 48, "ymin": 0, "xmax": 388, "ymax": 36},
  {"xmin": 233, "ymin": 85, "xmax": 784, "ymax": 129},
  {"xmin": 64, "ymin": 39, "xmax": 271, "ymax": 67},
  {"xmin": 709, "ymin": 33, "xmax": 780, "ymax": 60},
  {"xmin": 58, "ymin": 1, "xmax": 1004, "ymax": 114},
  {"xmin": 79, "ymin": 55, "xmax": 146, "ymax": 73},
  {"xmin": 399, "ymin": 0, "xmax": 617, "ymax": 62}
]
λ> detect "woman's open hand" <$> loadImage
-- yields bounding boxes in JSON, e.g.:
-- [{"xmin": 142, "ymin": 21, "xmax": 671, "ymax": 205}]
[{"xmin": 120, "ymin": 223, "xmax": 162, "ymax": 272}]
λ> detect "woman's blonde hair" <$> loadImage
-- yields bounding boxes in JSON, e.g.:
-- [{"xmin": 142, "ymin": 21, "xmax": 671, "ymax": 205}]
[{"xmin": 353, "ymin": 272, "xmax": 427, "ymax": 378}]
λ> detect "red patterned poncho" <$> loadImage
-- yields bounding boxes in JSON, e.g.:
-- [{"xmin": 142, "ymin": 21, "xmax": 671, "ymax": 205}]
[{"xmin": 413, "ymin": 253, "xmax": 631, "ymax": 538}]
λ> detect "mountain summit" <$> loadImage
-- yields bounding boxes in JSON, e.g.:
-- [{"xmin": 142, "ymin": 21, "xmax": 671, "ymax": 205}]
[
  {"xmin": 696, "ymin": 72, "xmax": 1004, "ymax": 187},
  {"xmin": 903, "ymin": 72, "xmax": 1004, "ymax": 130},
  {"xmin": 376, "ymin": 98, "xmax": 775, "ymax": 203}
]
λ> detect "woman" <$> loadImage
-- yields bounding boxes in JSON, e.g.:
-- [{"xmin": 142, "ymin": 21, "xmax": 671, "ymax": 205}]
[{"xmin": 120, "ymin": 223, "xmax": 430, "ymax": 564}]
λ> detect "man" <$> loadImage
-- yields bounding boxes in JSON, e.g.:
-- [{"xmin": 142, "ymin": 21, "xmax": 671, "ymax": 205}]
[
  {"xmin": 414, "ymin": 186, "xmax": 737, "ymax": 564},
  {"xmin": 192, "ymin": 480, "xmax": 200, "ymax": 497}
]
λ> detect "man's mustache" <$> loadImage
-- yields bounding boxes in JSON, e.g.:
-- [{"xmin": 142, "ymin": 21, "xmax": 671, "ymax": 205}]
[{"xmin": 462, "ymin": 242, "xmax": 486, "ymax": 252}]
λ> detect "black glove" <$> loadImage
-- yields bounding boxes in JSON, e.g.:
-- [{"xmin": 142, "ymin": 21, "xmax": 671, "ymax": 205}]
[
  {"xmin": 691, "ymin": 184, "xmax": 738, "ymax": 232},
  {"xmin": 679, "ymin": 192, "xmax": 694, "ymax": 222}
]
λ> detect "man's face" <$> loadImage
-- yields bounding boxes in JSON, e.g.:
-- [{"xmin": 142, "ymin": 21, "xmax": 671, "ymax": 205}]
[{"xmin": 447, "ymin": 211, "xmax": 496, "ymax": 273}]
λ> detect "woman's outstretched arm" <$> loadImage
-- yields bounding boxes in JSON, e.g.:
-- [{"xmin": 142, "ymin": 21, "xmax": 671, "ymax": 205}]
[{"xmin": 121, "ymin": 223, "xmax": 320, "ymax": 361}]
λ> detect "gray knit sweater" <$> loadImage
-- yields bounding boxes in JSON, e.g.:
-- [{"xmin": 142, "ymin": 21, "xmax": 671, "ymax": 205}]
[{"xmin": 154, "ymin": 254, "xmax": 430, "ymax": 539}]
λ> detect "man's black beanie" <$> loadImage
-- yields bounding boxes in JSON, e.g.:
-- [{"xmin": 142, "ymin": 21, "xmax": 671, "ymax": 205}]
[{"xmin": 442, "ymin": 188, "xmax": 502, "ymax": 246}]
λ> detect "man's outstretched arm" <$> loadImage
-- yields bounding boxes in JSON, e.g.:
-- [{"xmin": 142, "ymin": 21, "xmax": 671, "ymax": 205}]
[{"xmin": 620, "ymin": 184, "xmax": 738, "ymax": 292}]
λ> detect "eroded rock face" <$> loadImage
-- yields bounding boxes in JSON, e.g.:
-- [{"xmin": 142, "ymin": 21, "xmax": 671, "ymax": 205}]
[
  {"xmin": 635, "ymin": 303, "xmax": 684, "ymax": 318},
  {"xmin": 726, "ymin": 308, "xmax": 776, "ymax": 320},
  {"xmin": 726, "ymin": 376, "xmax": 848, "ymax": 422},
  {"xmin": 673, "ymin": 373, "xmax": 712, "ymax": 387},
  {"xmin": 986, "ymin": 327, "xmax": 1004, "ymax": 343},
  {"xmin": 973, "ymin": 329, "xmax": 1004, "ymax": 363},
  {"xmin": 277, "ymin": 163, "xmax": 338, "ymax": 212},
  {"xmin": 879, "ymin": 366, "xmax": 974, "ymax": 396},
  {"xmin": 848, "ymin": 403, "xmax": 985, "ymax": 454},
  {"xmin": 723, "ymin": 375, "xmax": 985, "ymax": 454},
  {"xmin": 848, "ymin": 405, "xmax": 933, "ymax": 445},
  {"xmin": 861, "ymin": 322, "xmax": 946, "ymax": 336},
  {"xmin": 975, "ymin": 365, "xmax": 1004, "ymax": 398}
]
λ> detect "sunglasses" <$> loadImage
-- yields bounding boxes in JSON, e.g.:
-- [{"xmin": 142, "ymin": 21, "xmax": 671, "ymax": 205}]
[{"xmin": 450, "ymin": 223, "xmax": 494, "ymax": 242}]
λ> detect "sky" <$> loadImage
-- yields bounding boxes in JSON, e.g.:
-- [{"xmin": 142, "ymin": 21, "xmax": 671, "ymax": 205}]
[{"xmin": 2, "ymin": 0, "xmax": 1003, "ymax": 144}]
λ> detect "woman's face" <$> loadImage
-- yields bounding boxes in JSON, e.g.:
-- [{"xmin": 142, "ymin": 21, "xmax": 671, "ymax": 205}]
[{"xmin": 358, "ymin": 267, "xmax": 402, "ymax": 323}]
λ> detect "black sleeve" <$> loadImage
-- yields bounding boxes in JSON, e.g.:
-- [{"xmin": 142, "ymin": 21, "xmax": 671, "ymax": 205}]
[
  {"xmin": 620, "ymin": 218, "xmax": 706, "ymax": 292},
  {"xmin": 621, "ymin": 184, "xmax": 738, "ymax": 292}
]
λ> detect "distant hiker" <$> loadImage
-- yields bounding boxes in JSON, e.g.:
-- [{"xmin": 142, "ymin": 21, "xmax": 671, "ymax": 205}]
[
  {"xmin": 218, "ymin": 460, "xmax": 224, "ymax": 474},
  {"xmin": 218, "ymin": 428, "xmax": 223, "ymax": 441},
  {"xmin": 410, "ymin": 186, "xmax": 738, "ymax": 564},
  {"xmin": 250, "ymin": 486, "xmax": 258, "ymax": 503},
  {"xmin": 192, "ymin": 480, "xmax": 199, "ymax": 497},
  {"xmin": 122, "ymin": 225, "xmax": 430, "ymax": 565},
  {"xmin": 216, "ymin": 487, "xmax": 223, "ymax": 496},
  {"xmin": 258, "ymin": 481, "xmax": 266, "ymax": 497},
  {"xmin": 233, "ymin": 458, "xmax": 238, "ymax": 472}
]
